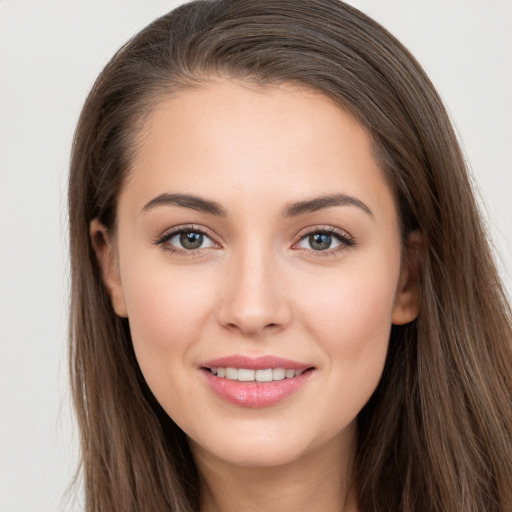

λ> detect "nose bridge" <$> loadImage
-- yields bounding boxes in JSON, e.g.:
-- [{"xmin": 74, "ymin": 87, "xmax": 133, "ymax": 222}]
[{"xmin": 217, "ymin": 237, "xmax": 290, "ymax": 335}]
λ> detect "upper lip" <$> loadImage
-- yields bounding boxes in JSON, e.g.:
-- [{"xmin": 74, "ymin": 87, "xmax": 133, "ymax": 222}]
[{"xmin": 200, "ymin": 354, "xmax": 313, "ymax": 371}]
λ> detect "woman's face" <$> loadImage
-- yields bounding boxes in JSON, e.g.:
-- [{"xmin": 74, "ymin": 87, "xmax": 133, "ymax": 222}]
[{"xmin": 94, "ymin": 80, "xmax": 419, "ymax": 469}]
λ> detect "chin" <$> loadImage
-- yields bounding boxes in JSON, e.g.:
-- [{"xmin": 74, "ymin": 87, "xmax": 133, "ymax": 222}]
[
  {"xmin": 187, "ymin": 418, "xmax": 353, "ymax": 470},
  {"xmin": 196, "ymin": 437, "xmax": 310, "ymax": 468}
]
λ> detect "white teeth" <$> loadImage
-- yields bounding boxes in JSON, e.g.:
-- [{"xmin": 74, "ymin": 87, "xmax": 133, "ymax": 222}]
[
  {"xmin": 209, "ymin": 367, "xmax": 307, "ymax": 381},
  {"xmin": 272, "ymin": 368, "xmax": 286, "ymax": 381},
  {"xmin": 256, "ymin": 369, "xmax": 273, "ymax": 382},
  {"xmin": 226, "ymin": 367, "xmax": 238, "ymax": 380},
  {"xmin": 237, "ymin": 368, "xmax": 256, "ymax": 381}
]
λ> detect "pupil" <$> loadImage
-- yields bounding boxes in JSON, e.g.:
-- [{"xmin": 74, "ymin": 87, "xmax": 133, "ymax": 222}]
[
  {"xmin": 310, "ymin": 233, "xmax": 331, "ymax": 250},
  {"xmin": 180, "ymin": 231, "xmax": 203, "ymax": 249},
  {"xmin": 309, "ymin": 233, "xmax": 331, "ymax": 251}
]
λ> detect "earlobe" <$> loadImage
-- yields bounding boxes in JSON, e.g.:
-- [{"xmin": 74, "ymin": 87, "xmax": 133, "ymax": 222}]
[
  {"xmin": 392, "ymin": 231, "xmax": 423, "ymax": 325},
  {"xmin": 90, "ymin": 219, "xmax": 128, "ymax": 318}
]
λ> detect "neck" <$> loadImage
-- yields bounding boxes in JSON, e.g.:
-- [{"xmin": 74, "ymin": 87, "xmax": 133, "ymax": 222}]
[{"xmin": 192, "ymin": 426, "xmax": 359, "ymax": 512}]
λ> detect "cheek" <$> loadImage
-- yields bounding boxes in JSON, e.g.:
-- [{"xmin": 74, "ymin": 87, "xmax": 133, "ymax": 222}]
[
  {"xmin": 303, "ymin": 264, "xmax": 398, "ymax": 344},
  {"xmin": 120, "ymin": 258, "xmax": 215, "ymax": 381},
  {"xmin": 298, "ymin": 261, "xmax": 399, "ymax": 411}
]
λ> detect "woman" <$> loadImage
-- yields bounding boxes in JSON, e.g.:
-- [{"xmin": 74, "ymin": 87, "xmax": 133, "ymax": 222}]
[{"xmin": 68, "ymin": 1, "xmax": 512, "ymax": 511}]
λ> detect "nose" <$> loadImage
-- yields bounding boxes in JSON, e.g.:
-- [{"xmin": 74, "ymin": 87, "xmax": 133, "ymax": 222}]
[{"xmin": 216, "ymin": 245, "xmax": 292, "ymax": 336}]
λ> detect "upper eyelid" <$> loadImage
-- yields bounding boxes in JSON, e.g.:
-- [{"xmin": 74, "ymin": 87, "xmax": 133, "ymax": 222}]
[
  {"xmin": 160, "ymin": 224, "xmax": 215, "ymax": 237},
  {"xmin": 294, "ymin": 225, "xmax": 353, "ymax": 241},
  {"xmin": 155, "ymin": 224, "xmax": 220, "ymax": 245}
]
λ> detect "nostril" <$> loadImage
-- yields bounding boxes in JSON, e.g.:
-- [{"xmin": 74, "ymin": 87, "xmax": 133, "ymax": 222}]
[{"xmin": 217, "ymin": 298, "xmax": 292, "ymax": 335}]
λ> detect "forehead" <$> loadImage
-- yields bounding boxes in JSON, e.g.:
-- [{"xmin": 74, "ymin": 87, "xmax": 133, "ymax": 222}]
[{"xmin": 120, "ymin": 80, "xmax": 395, "ymax": 220}]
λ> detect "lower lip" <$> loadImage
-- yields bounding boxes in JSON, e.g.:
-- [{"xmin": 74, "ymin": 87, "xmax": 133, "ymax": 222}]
[{"xmin": 201, "ymin": 369, "xmax": 314, "ymax": 408}]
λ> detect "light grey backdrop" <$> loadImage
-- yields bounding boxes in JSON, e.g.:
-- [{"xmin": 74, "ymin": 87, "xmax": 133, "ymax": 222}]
[{"xmin": 0, "ymin": 2, "xmax": 510, "ymax": 511}]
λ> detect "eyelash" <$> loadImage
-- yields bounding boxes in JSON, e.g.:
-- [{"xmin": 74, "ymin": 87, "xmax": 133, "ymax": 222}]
[
  {"xmin": 293, "ymin": 226, "xmax": 355, "ymax": 257},
  {"xmin": 153, "ymin": 224, "xmax": 220, "ymax": 257},
  {"xmin": 153, "ymin": 224, "xmax": 355, "ymax": 257}
]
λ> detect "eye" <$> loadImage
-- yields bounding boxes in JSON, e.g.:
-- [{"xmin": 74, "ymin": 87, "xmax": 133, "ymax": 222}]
[
  {"xmin": 298, "ymin": 232, "xmax": 339, "ymax": 251},
  {"xmin": 155, "ymin": 227, "xmax": 217, "ymax": 253},
  {"xmin": 170, "ymin": 230, "xmax": 214, "ymax": 250},
  {"xmin": 294, "ymin": 228, "xmax": 354, "ymax": 253}
]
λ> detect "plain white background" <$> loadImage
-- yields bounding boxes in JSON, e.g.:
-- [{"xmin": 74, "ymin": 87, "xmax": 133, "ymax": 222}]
[{"xmin": 0, "ymin": 2, "xmax": 510, "ymax": 511}]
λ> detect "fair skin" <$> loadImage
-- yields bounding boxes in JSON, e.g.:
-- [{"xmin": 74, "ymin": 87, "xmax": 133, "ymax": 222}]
[{"xmin": 92, "ymin": 80, "xmax": 420, "ymax": 512}]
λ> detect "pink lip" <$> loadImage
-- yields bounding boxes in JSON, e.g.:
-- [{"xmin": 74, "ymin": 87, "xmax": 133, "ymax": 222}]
[{"xmin": 199, "ymin": 354, "xmax": 315, "ymax": 408}]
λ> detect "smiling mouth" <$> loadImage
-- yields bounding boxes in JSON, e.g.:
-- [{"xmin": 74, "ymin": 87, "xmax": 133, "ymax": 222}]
[
  {"xmin": 201, "ymin": 362, "xmax": 316, "ymax": 407},
  {"xmin": 205, "ymin": 367, "xmax": 311, "ymax": 382}
]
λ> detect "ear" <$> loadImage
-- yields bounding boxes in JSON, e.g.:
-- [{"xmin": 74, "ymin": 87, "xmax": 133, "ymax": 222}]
[
  {"xmin": 392, "ymin": 230, "xmax": 423, "ymax": 325},
  {"xmin": 90, "ymin": 219, "xmax": 128, "ymax": 318}
]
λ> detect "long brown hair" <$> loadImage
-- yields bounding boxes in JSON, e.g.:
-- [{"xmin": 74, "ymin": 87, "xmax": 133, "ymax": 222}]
[{"xmin": 68, "ymin": 1, "xmax": 512, "ymax": 510}]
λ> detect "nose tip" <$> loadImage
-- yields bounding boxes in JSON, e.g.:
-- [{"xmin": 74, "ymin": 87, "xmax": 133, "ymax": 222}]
[
  {"xmin": 216, "ymin": 257, "xmax": 292, "ymax": 336},
  {"xmin": 222, "ymin": 310, "xmax": 284, "ymax": 336}
]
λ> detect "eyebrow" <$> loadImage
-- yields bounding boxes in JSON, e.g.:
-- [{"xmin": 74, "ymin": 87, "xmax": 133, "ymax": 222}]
[
  {"xmin": 141, "ymin": 193, "xmax": 227, "ymax": 216},
  {"xmin": 141, "ymin": 192, "xmax": 372, "ymax": 218},
  {"xmin": 283, "ymin": 194, "xmax": 373, "ymax": 217}
]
